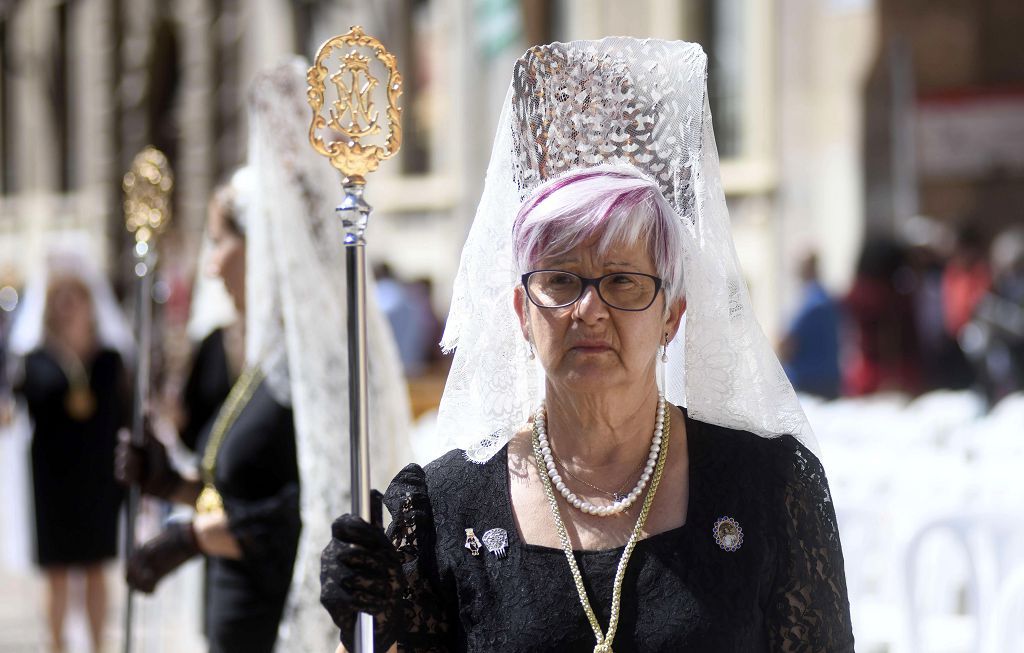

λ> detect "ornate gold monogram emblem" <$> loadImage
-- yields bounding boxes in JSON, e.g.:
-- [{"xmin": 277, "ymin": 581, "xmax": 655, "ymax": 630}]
[
  {"xmin": 307, "ymin": 26, "xmax": 403, "ymax": 183},
  {"xmin": 329, "ymin": 52, "xmax": 381, "ymax": 139}
]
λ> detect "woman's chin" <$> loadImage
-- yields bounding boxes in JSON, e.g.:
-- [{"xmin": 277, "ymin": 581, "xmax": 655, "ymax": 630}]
[{"xmin": 553, "ymin": 362, "xmax": 628, "ymax": 391}]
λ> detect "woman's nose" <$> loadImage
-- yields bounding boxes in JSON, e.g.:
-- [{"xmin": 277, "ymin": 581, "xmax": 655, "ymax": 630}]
[{"xmin": 572, "ymin": 285, "xmax": 607, "ymax": 321}]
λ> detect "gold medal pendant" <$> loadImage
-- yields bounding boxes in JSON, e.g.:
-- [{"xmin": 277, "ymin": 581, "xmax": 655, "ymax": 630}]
[
  {"xmin": 196, "ymin": 368, "xmax": 265, "ymax": 517},
  {"xmin": 196, "ymin": 485, "xmax": 225, "ymax": 515},
  {"xmin": 65, "ymin": 386, "xmax": 97, "ymax": 421}
]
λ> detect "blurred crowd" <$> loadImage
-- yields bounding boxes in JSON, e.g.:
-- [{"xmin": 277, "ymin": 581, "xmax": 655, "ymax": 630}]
[{"xmin": 779, "ymin": 221, "xmax": 1024, "ymax": 407}]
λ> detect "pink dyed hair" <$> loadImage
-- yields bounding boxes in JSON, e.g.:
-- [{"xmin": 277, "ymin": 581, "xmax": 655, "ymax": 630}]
[{"xmin": 511, "ymin": 166, "xmax": 686, "ymax": 303}]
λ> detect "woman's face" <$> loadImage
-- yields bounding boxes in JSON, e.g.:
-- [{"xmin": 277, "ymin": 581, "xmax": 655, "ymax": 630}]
[
  {"xmin": 46, "ymin": 277, "xmax": 95, "ymax": 345},
  {"xmin": 205, "ymin": 200, "xmax": 246, "ymax": 313},
  {"xmin": 514, "ymin": 237, "xmax": 684, "ymax": 394}
]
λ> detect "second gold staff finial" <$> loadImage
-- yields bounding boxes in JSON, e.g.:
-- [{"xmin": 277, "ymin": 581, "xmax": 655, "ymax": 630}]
[{"xmin": 123, "ymin": 146, "xmax": 173, "ymax": 253}]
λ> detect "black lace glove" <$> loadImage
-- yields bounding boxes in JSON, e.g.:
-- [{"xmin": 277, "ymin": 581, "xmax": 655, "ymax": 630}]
[
  {"xmin": 114, "ymin": 422, "xmax": 184, "ymax": 500},
  {"xmin": 321, "ymin": 514, "xmax": 407, "ymax": 653},
  {"xmin": 126, "ymin": 521, "xmax": 200, "ymax": 594}
]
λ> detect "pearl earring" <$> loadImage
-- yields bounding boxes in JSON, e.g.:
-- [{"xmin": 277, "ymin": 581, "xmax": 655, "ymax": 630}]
[
  {"xmin": 661, "ymin": 333, "xmax": 669, "ymax": 363},
  {"xmin": 528, "ymin": 341, "xmax": 536, "ymax": 360}
]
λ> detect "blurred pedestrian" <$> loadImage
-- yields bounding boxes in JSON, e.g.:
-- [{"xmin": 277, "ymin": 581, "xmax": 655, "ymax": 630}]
[
  {"xmin": 927, "ymin": 224, "xmax": 992, "ymax": 391},
  {"xmin": 961, "ymin": 227, "xmax": 1024, "ymax": 403},
  {"xmin": 843, "ymin": 237, "xmax": 921, "ymax": 396},
  {"xmin": 942, "ymin": 225, "xmax": 992, "ymax": 339},
  {"xmin": 118, "ymin": 165, "xmax": 302, "ymax": 653},
  {"xmin": 899, "ymin": 215, "xmax": 973, "ymax": 390},
  {"xmin": 409, "ymin": 277, "xmax": 444, "ymax": 367},
  {"xmin": 8, "ymin": 248, "xmax": 132, "ymax": 653},
  {"xmin": 374, "ymin": 263, "xmax": 437, "ymax": 376},
  {"xmin": 779, "ymin": 251, "xmax": 841, "ymax": 399}
]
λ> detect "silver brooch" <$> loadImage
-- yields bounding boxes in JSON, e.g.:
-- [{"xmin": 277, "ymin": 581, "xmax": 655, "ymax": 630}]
[
  {"xmin": 482, "ymin": 528, "xmax": 509, "ymax": 558},
  {"xmin": 464, "ymin": 528, "xmax": 482, "ymax": 556},
  {"xmin": 713, "ymin": 516, "xmax": 744, "ymax": 552}
]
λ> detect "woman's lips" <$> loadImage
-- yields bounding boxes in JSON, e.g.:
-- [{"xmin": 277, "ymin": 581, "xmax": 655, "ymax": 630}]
[{"xmin": 571, "ymin": 342, "xmax": 612, "ymax": 353}]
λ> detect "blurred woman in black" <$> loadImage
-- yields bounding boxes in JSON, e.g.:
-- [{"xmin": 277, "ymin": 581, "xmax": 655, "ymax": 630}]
[
  {"xmin": 11, "ymin": 252, "xmax": 132, "ymax": 653},
  {"xmin": 119, "ymin": 169, "xmax": 301, "ymax": 653}
]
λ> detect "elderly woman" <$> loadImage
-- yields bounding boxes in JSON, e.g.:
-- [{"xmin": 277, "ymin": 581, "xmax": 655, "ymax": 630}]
[{"xmin": 321, "ymin": 38, "xmax": 853, "ymax": 652}]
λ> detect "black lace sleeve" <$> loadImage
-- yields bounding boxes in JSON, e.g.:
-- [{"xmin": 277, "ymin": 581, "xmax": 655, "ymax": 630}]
[
  {"xmin": 383, "ymin": 464, "xmax": 456, "ymax": 653},
  {"xmin": 765, "ymin": 438, "xmax": 855, "ymax": 652}
]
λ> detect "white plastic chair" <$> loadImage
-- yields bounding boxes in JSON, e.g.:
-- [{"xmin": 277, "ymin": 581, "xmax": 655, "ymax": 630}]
[
  {"xmin": 985, "ymin": 565, "xmax": 1024, "ymax": 653},
  {"xmin": 904, "ymin": 515, "xmax": 1024, "ymax": 653}
]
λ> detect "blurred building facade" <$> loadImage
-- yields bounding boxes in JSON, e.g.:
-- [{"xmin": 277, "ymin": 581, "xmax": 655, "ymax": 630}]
[
  {"xmin": 864, "ymin": 0, "xmax": 1024, "ymax": 237},
  {"xmin": 0, "ymin": 0, "xmax": 1021, "ymax": 336}
]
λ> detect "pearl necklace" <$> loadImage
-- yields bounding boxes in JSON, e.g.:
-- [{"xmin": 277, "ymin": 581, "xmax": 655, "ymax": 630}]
[{"xmin": 536, "ymin": 394, "xmax": 666, "ymax": 517}]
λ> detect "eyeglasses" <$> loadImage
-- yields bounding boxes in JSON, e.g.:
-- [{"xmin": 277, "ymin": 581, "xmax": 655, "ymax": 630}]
[{"xmin": 521, "ymin": 270, "xmax": 663, "ymax": 311}]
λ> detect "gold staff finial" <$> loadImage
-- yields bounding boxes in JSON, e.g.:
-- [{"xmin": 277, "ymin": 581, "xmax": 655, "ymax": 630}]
[
  {"xmin": 123, "ymin": 146, "xmax": 173, "ymax": 248},
  {"xmin": 307, "ymin": 25, "xmax": 403, "ymax": 185}
]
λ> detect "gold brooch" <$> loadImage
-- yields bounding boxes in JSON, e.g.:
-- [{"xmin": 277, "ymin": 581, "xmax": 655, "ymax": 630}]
[{"xmin": 713, "ymin": 516, "xmax": 743, "ymax": 552}]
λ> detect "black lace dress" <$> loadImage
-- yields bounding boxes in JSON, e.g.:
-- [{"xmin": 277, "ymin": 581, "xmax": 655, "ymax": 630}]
[{"xmin": 382, "ymin": 410, "xmax": 854, "ymax": 652}]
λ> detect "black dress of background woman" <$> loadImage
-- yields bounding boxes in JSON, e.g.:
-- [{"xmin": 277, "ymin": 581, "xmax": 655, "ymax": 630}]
[{"xmin": 19, "ymin": 346, "xmax": 128, "ymax": 567}]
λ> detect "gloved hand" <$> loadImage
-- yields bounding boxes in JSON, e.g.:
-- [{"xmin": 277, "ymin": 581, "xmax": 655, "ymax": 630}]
[
  {"xmin": 126, "ymin": 521, "xmax": 200, "ymax": 594},
  {"xmin": 320, "ymin": 514, "xmax": 407, "ymax": 653},
  {"xmin": 114, "ymin": 421, "xmax": 183, "ymax": 500}
]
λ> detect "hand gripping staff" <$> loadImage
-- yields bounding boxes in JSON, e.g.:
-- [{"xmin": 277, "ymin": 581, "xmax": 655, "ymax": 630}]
[
  {"xmin": 306, "ymin": 26, "xmax": 403, "ymax": 653},
  {"xmin": 121, "ymin": 146, "xmax": 173, "ymax": 653}
]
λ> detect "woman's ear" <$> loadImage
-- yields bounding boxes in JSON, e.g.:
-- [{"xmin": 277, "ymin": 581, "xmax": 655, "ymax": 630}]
[
  {"xmin": 513, "ymin": 286, "xmax": 531, "ymax": 342},
  {"xmin": 665, "ymin": 296, "xmax": 686, "ymax": 342}
]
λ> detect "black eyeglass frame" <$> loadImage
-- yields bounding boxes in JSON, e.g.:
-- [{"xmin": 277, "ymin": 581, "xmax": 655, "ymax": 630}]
[{"xmin": 520, "ymin": 270, "xmax": 664, "ymax": 312}]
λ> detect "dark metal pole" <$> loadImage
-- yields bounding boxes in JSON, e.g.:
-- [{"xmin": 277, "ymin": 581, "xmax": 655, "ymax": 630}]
[
  {"xmin": 119, "ymin": 145, "xmax": 171, "ymax": 653},
  {"xmin": 123, "ymin": 245, "xmax": 154, "ymax": 653}
]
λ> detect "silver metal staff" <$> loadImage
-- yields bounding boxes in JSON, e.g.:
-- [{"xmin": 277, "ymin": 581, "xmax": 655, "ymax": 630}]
[
  {"xmin": 306, "ymin": 25, "xmax": 403, "ymax": 653},
  {"xmin": 121, "ymin": 146, "xmax": 173, "ymax": 653}
]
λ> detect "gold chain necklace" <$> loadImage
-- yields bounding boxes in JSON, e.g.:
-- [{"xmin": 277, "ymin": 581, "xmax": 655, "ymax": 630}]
[
  {"xmin": 531, "ymin": 404, "xmax": 671, "ymax": 653},
  {"xmin": 195, "ymin": 366, "xmax": 265, "ymax": 514}
]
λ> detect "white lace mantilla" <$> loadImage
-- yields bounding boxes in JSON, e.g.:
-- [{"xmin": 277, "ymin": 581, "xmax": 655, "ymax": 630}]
[{"xmin": 439, "ymin": 38, "xmax": 816, "ymax": 463}]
